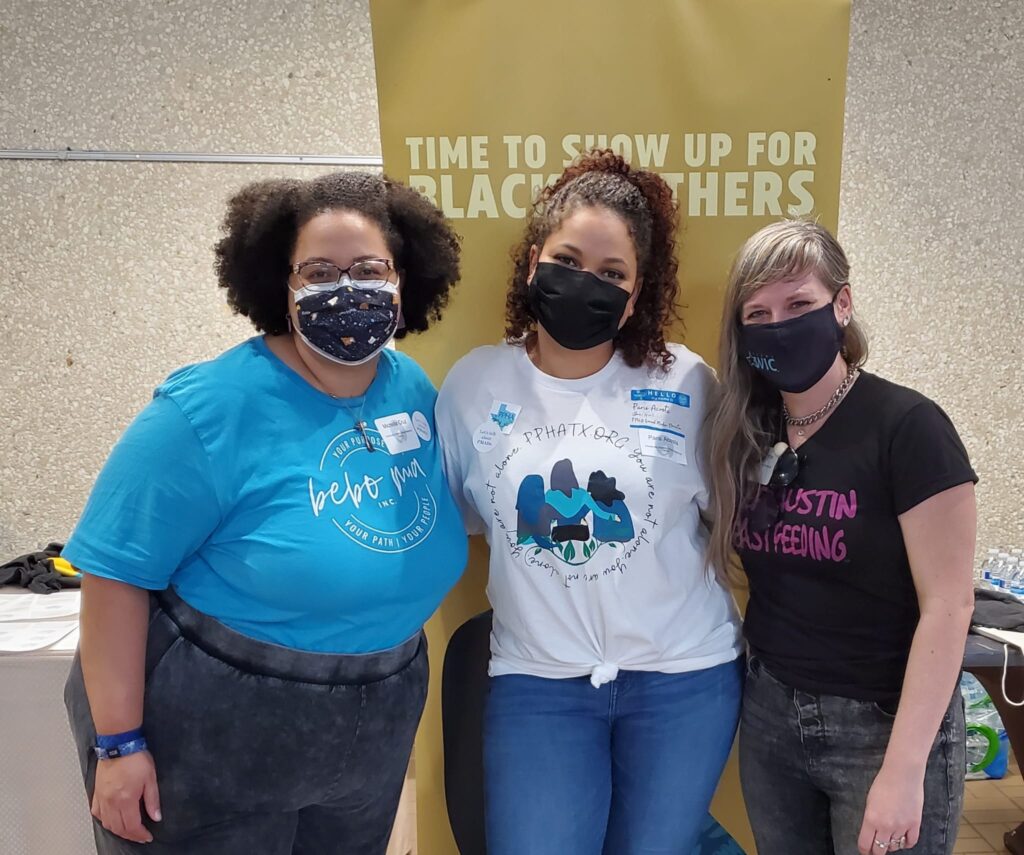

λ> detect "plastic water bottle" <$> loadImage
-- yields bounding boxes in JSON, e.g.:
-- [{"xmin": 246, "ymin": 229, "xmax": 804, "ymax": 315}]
[
  {"xmin": 999, "ymin": 553, "xmax": 1015, "ymax": 593},
  {"xmin": 997, "ymin": 552, "xmax": 1015, "ymax": 591},
  {"xmin": 961, "ymin": 673, "xmax": 1010, "ymax": 779},
  {"xmin": 962, "ymin": 672, "xmax": 988, "ymax": 706},
  {"xmin": 981, "ymin": 548, "xmax": 1001, "ymax": 589},
  {"xmin": 990, "ymin": 552, "xmax": 1008, "ymax": 591},
  {"xmin": 1009, "ymin": 557, "xmax": 1024, "ymax": 600}
]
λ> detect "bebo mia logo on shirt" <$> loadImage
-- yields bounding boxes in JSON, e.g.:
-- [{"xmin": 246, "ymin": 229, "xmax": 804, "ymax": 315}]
[{"xmin": 307, "ymin": 428, "xmax": 437, "ymax": 554}]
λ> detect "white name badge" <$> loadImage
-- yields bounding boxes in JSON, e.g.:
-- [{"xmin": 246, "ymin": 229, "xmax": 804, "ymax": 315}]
[
  {"xmin": 635, "ymin": 427, "xmax": 687, "ymax": 465},
  {"xmin": 374, "ymin": 413, "xmax": 421, "ymax": 455}
]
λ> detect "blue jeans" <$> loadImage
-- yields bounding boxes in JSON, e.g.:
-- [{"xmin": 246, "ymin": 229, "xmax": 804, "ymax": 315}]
[
  {"xmin": 740, "ymin": 656, "xmax": 965, "ymax": 855},
  {"xmin": 484, "ymin": 659, "xmax": 743, "ymax": 855}
]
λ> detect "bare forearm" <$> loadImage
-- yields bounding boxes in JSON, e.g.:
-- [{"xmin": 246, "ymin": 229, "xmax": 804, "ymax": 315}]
[
  {"xmin": 885, "ymin": 606, "xmax": 972, "ymax": 773},
  {"xmin": 79, "ymin": 574, "xmax": 151, "ymax": 734}
]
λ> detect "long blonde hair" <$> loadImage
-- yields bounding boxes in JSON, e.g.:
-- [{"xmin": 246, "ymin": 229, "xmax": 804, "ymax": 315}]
[{"xmin": 705, "ymin": 220, "xmax": 869, "ymax": 583}]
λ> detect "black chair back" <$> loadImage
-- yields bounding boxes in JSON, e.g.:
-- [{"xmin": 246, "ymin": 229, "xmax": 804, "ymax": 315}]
[{"xmin": 441, "ymin": 610, "xmax": 493, "ymax": 855}]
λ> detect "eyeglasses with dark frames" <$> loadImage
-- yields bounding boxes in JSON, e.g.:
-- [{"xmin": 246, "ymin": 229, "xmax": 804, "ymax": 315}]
[{"xmin": 291, "ymin": 258, "xmax": 396, "ymax": 291}]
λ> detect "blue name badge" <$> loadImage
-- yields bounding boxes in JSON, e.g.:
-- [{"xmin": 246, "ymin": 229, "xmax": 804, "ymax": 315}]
[
  {"xmin": 630, "ymin": 389, "xmax": 690, "ymax": 408},
  {"xmin": 629, "ymin": 388, "xmax": 690, "ymax": 465}
]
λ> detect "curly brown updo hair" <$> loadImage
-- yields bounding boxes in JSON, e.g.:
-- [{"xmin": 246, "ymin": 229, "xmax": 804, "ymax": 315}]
[
  {"xmin": 214, "ymin": 171, "xmax": 461, "ymax": 338},
  {"xmin": 504, "ymin": 150, "xmax": 681, "ymax": 368}
]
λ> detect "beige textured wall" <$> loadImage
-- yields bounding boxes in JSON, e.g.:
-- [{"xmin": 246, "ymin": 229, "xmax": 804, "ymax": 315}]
[
  {"xmin": 1, "ymin": 2, "xmax": 1021, "ymax": 561},
  {"xmin": 0, "ymin": 0, "xmax": 379, "ymax": 556},
  {"xmin": 840, "ymin": 0, "xmax": 1023, "ymax": 553}
]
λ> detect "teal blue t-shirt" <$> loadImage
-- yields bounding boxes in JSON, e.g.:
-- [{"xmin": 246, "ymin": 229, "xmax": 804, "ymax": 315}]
[{"xmin": 64, "ymin": 338, "xmax": 468, "ymax": 653}]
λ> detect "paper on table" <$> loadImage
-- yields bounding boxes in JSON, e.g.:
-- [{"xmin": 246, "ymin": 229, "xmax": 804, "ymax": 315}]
[
  {"xmin": 0, "ymin": 591, "xmax": 81, "ymax": 622},
  {"xmin": 973, "ymin": 626, "xmax": 1024, "ymax": 652},
  {"xmin": 0, "ymin": 620, "xmax": 79, "ymax": 653}
]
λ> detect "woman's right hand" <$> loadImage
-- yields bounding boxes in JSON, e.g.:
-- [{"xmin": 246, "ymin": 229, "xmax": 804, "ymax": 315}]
[
  {"xmin": 91, "ymin": 752, "xmax": 162, "ymax": 843},
  {"xmin": 79, "ymin": 575, "xmax": 160, "ymax": 842}
]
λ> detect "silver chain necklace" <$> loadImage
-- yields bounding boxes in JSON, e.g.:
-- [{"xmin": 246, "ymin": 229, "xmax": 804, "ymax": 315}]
[
  {"xmin": 783, "ymin": 367, "xmax": 859, "ymax": 437},
  {"xmin": 334, "ymin": 395, "xmax": 374, "ymax": 453}
]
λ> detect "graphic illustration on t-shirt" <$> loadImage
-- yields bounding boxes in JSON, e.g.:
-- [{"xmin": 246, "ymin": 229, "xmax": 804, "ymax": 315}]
[
  {"xmin": 483, "ymin": 418, "xmax": 659, "ymax": 588},
  {"xmin": 514, "ymin": 458, "xmax": 636, "ymax": 565},
  {"xmin": 307, "ymin": 426, "xmax": 437, "ymax": 554}
]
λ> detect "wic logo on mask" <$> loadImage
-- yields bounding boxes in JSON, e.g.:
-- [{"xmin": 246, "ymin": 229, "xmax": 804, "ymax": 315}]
[{"xmin": 745, "ymin": 354, "xmax": 779, "ymax": 373}]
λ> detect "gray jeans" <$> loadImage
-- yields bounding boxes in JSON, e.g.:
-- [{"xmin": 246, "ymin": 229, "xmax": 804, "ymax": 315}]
[
  {"xmin": 740, "ymin": 656, "xmax": 965, "ymax": 855},
  {"xmin": 65, "ymin": 590, "xmax": 428, "ymax": 855}
]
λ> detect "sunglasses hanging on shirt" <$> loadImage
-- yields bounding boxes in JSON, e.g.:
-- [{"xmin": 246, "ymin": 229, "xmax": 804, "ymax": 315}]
[{"xmin": 749, "ymin": 440, "xmax": 802, "ymax": 533}]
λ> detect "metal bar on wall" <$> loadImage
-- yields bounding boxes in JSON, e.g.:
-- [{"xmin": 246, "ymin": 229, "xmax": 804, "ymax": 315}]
[{"xmin": 0, "ymin": 149, "xmax": 383, "ymax": 166}]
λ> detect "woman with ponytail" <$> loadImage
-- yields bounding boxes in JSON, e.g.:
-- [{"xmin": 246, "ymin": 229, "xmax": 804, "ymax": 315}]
[
  {"xmin": 63, "ymin": 172, "xmax": 468, "ymax": 854},
  {"xmin": 436, "ymin": 151, "xmax": 743, "ymax": 854}
]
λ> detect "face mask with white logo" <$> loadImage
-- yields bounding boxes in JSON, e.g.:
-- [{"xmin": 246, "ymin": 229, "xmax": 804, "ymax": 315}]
[{"xmin": 738, "ymin": 301, "xmax": 843, "ymax": 393}]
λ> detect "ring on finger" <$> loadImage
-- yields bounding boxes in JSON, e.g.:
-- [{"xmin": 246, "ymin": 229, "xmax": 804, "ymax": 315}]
[
  {"xmin": 874, "ymin": 840, "xmax": 890, "ymax": 850},
  {"xmin": 889, "ymin": 834, "xmax": 907, "ymax": 851}
]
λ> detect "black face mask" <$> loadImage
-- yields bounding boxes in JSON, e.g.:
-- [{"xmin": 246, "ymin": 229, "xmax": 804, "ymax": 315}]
[
  {"xmin": 738, "ymin": 301, "xmax": 844, "ymax": 393},
  {"xmin": 528, "ymin": 262, "xmax": 632, "ymax": 351}
]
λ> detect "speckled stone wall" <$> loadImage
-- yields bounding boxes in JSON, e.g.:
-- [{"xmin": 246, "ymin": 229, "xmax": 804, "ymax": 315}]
[
  {"xmin": 0, "ymin": 0, "xmax": 381, "ymax": 557},
  {"xmin": 1, "ymin": 0, "xmax": 1021, "ymax": 561},
  {"xmin": 840, "ymin": 0, "xmax": 1023, "ymax": 554},
  {"xmin": 0, "ymin": 1, "xmax": 380, "ymax": 154}
]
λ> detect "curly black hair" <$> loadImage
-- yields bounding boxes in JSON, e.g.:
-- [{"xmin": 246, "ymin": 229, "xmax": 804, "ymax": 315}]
[
  {"xmin": 214, "ymin": 171, "xmax": 461, "ymax": 338},
  {"xmin": 505, "ymin": 150, "xmax": 681, "ymax": 369}
]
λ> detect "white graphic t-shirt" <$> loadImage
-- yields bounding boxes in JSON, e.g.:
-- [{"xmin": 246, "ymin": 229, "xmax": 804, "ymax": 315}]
[{"xmin": 436, "ymin": 342, "xmax": 742, "ymax": 685}]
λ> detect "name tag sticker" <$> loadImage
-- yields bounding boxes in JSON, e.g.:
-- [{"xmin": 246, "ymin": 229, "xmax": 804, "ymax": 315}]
[
  {"xmin": 411, "ymin": 410, "xmax": 433, "ymax": 442},
  {"xmin": 374, "ymin": 413, "xmax": 421, "ymax": 455},
  {"xmin": 631, "ymin": 389, "xmax": 690, "ymax": 407},
  {"xmin": 473, "ymin": 422, "xmax": 500, "ymax": 453},
  {"xmin": 635, "ymin": 426, "xmax": 687, "ymax": 464},
  {"xmin": 630, "ymin": 388, "xmax": 690, "ymax": 465}
]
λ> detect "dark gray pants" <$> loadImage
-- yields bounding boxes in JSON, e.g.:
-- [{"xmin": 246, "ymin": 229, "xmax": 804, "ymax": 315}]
[
  {"xmin": 739, "ymin": 656, "xmax": 965, "ymax": 855},
  {"xmin": 65, "ymin": 590, "xmax": 427, "ymax": 854}
]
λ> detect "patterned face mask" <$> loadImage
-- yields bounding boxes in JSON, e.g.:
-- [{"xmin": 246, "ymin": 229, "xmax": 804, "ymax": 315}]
[{"xmin": 291, "ymin": 279, "xmax": 400, "ymax": 365}]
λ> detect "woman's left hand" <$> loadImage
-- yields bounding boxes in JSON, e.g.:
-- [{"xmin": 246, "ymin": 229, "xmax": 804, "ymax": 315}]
[{"xmin": 856, "ymin": 764, "xmax": 924, "ymax": 854}]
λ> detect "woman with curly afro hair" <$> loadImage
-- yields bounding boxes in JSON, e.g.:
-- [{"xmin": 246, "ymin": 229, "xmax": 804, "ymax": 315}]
[
  {"xmin": 435, "ymin": 151, "xmax": 742, "ymax": 854},
  {"xmin": 63, "ymin": 171, "xmax": 469, "ymax": 854}
]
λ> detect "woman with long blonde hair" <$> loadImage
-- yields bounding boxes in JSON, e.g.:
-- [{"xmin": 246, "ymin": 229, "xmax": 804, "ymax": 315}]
[{"xmin": 707, "ymin": 220, "xmax": 976, "ymax": 855}]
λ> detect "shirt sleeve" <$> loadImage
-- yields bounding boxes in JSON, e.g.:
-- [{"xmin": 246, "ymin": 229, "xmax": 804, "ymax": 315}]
[
  {"xmin": 888, "ymin": 399, "xmax": 978, "ymax": 516},
  {"xmin": 690, "ymin": 360, "xmax": 718, "ymax": 513},
  {"xmin": 62, "ymin": 392, "xmax": 223, "ymax": 589},
  {"xmin": 435, "ymin": 374, "xmax": 487, "ymax": 536}
]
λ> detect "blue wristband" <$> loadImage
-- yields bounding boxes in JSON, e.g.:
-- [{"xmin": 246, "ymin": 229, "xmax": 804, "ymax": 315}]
[
  {"xmin": 96, "ymin": 728, "xmax": 144, "ymax": 749},
  {"xmin": 94, "ymin": 737, "xmax": 148, "ymax": 761}
]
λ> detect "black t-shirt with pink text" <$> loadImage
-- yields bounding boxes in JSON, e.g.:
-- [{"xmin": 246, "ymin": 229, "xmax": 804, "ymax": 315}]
[{"xmin": 735, "ymin": 371, "xmax": 977, "ymax": 703}]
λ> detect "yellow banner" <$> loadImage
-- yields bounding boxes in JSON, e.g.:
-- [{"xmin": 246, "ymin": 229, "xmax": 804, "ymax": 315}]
[{"xmin": 371, "ymin": 2, "xmax": 850, "ymax": 851}]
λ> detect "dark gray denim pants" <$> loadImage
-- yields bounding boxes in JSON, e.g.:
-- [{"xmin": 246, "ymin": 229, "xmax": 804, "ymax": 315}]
[
  {"xmin": 739, "ymin": 656, "xmax": 965, "ymax": 855},
  {"xmin": 65, "ymin": 590, "xmax": 428, "ymax": 855}
]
